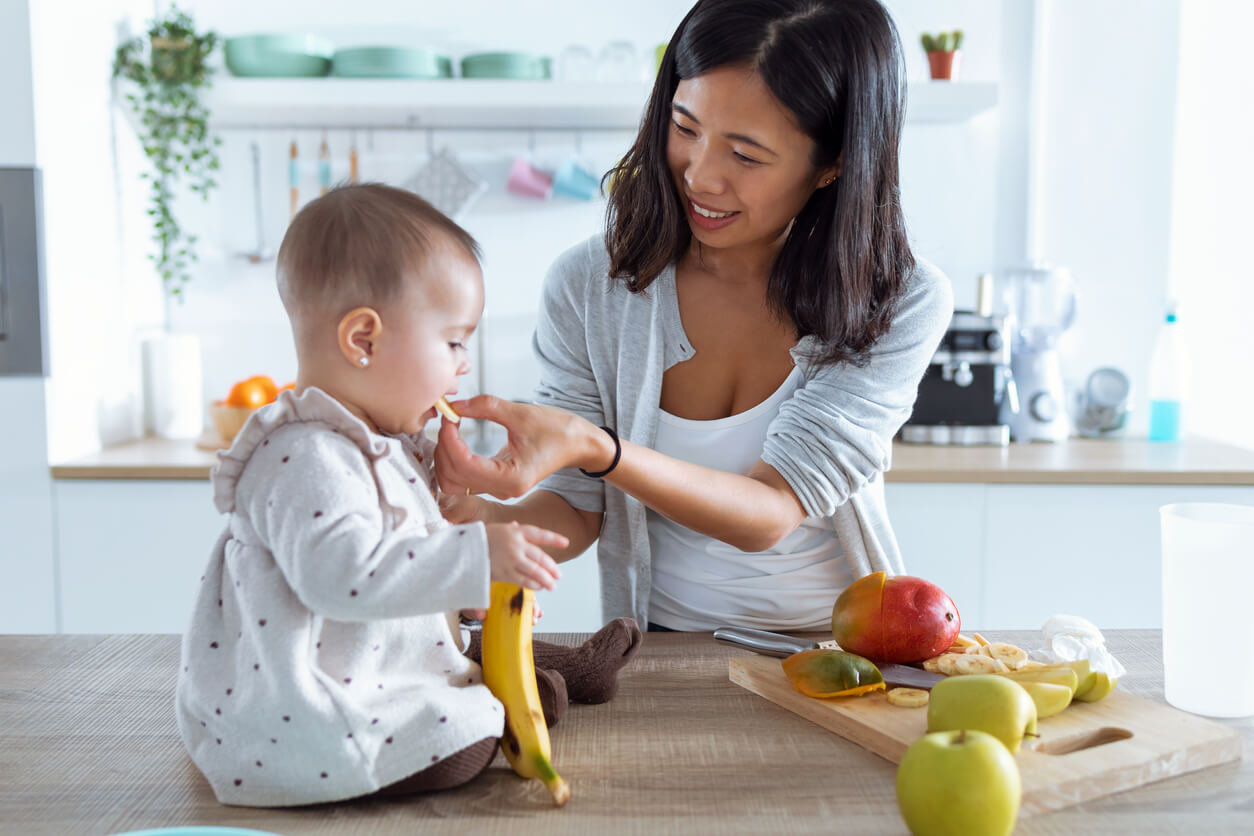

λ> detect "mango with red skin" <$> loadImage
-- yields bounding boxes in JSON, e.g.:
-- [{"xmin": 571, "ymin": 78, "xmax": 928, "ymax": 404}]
[{"xmin": 831, "ymin": 571, "xmax": 961, "ymax": 663}]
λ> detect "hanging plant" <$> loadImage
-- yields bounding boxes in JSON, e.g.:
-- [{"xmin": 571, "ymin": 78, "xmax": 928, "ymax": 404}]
[{"xmin": 112, "ymin": 5, "xmax": 221, "ymax": 304}]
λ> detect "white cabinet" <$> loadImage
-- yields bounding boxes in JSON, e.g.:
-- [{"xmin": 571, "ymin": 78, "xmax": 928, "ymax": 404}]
[
  {"xmin": 50, "ymin": 472, "xmax": 1254, "ymax": 634},
  {"xmin": 54, "ymin": 480, "xmax": 222, "ymax": 634},
  {"xmin": 883, "ymin": 483, "xmax": 986, "ymax": 628},
  {"xmin": 52, "ymin": 479, "xmax": 605, "ymax": 634},
  {"xmin": 887, "ymin": 482, "xmax": 1254, "ymax": 631}
]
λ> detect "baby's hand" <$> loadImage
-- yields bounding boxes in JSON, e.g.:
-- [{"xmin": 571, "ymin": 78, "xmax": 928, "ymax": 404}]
[
  {"xmin": 439, "ymin": 490, "xmax": 487, "ymax": 524},
  {"xmin": 486, "ymin": 521, "xmax": 566, "ymax": 591}
]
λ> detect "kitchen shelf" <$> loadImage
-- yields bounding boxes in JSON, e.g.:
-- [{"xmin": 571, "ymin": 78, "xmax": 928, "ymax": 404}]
[{"xmin": 171, "ymin": 78, "xmax": 997, "ymax": 131}]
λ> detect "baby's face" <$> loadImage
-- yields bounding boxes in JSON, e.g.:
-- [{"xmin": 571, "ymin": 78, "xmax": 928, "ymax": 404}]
[{"xmin": 365, "ymin": 244, "xmax": 484, "ymax": 436}]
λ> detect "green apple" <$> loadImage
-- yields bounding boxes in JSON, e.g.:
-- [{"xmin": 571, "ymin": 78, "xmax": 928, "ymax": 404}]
[
  {"xmin": 998, "ymin": 664, "xmax": 1079, "ymax": 694},
  {"xmin": 1073, "ymin": 670, "xmax": 1117, "ymax": 702},
  {"xmin": 1067, "ymin": 660, "xmax": 1098, "ymax": 699},
  {"xmin": 1016, "ymin": 680, "xmax": 1073, "ymax": 718},
  {"xmin": 927, "ymin": 674, "xmax": 1038, "ymax": 753},
  {"xmin": 896, "ymin": 729, "xmax": 1021, "ymax": 836}
]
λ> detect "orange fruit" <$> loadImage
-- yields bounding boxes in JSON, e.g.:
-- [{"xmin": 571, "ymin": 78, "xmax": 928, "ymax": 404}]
[
  {"xmin": 278, "ymin": 381, "xmax": 296, "ymax": 392},
  {"xmin": 226, "ymin": 375, "xmax": 278, "ymax": 408}
]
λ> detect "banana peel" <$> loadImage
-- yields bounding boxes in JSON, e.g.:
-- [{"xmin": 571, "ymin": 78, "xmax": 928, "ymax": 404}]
[{"xmin": 480, "ymin": 581, "xmax": 571, "ymax": 806}]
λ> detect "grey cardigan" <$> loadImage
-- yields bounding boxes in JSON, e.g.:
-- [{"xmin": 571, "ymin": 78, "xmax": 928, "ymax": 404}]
[{"xmin": 533, "ymin": 235, "xmax": 953, "ymax": 630}]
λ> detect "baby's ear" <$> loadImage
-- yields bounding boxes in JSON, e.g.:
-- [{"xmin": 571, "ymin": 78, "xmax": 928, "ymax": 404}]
[{"xmin": 338, "ymin": 306, "xmax": 383, "ymax": 367}]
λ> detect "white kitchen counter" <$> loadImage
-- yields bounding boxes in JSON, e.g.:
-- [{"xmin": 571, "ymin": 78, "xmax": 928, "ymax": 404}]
[{"xmin": 50, "ymin": 436, "xmax": 1254, "ymax": 484}]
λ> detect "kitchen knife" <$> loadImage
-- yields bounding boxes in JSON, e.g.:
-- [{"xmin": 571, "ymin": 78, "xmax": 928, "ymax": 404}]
[{"xmin": 713, "ymin": 626, "xmax": 944, "ymax": 690}]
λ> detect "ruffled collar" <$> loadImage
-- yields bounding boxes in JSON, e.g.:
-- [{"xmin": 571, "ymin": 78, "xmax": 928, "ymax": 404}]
[{"xmin": 211, "ymin": 387, "xmax": 405, "ymax": 514}]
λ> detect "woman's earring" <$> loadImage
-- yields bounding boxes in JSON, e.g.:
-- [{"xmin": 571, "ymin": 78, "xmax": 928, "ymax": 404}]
[{"xmin": 359, "ymin": 356, "xmax": 370, "ymax": 367}]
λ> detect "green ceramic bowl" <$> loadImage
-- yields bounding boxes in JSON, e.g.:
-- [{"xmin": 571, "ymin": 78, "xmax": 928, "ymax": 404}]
[
  {"xmin": 460, "ymin": 51, "xmax": 551, "ymax": 80},
  {"xmin": 223, "ymin": 34, "xmax": 334, "ymax": 78},
  {"xmin": 332, "ymin": 47, "xmax": 452, "ymax": 79}
]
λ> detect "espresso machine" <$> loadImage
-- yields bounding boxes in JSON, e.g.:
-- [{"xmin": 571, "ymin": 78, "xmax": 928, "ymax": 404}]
[{"xmin": 902, "ymin": 275, "xmax": 1016, "ymax": 445}]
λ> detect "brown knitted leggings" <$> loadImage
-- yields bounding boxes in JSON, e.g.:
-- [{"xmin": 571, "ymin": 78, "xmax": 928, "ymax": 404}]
[{"xmin": 374, "ymin": 736, "xmax": 498, "ymax": 795}]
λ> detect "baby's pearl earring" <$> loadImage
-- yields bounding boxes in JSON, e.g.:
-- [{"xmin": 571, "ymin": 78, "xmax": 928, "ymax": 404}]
[{"xmin": 359, "ymin": 356, "xmax": 370, "ymax": 367}]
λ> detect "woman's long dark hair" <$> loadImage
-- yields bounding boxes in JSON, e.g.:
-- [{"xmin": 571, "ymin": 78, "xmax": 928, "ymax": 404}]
[{"xmin": 606, "ymin": 0, "xmax": 914, "ymax": 366}]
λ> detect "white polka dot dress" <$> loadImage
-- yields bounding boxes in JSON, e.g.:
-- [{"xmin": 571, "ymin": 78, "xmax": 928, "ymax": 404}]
[{"xmin": 175, "ymin": 387, "xmax": 502, "ymax": 806}]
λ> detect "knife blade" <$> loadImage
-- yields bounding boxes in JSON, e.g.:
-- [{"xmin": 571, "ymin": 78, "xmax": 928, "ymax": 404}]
[{"xmin": 713, "ymin": 625, "xmax": 944, "ymax": 690}]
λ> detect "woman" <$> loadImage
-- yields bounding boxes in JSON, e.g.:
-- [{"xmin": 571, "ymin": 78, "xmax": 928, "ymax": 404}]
[{"xmin": 437, "ymin": 0, "xmax": 953, "ymax": 632}]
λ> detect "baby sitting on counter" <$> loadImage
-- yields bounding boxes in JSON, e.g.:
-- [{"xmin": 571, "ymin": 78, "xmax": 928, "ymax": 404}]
[{"xmin": 175, "ymin": 183, "xmax": 640, "ymax": 807}]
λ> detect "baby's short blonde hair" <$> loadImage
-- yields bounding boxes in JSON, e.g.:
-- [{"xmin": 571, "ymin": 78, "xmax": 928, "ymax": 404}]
[{"xmin": 277, "ymin": 183, "xmax": 481, "ymax": 318}]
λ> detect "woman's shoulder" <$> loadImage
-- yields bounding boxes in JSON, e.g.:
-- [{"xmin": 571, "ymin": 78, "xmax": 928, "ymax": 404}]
[
  {"xmin": 545, "ymin": 234, "xmax": 611, "ymax": 290},
  {"xmin": 892, "ymin": 256, "xmax": 954, "ymax": 341},
  {"xmin": 541, "ymin": 234, "xmax": 643, "ymax": 315}
]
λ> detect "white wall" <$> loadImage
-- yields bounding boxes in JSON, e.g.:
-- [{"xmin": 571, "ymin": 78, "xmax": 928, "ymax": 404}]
[
  {"xmin": 1168, "ymin": 1, "xmax": 1254, "ymax": 449},
  {"xmin": 30, "ymin": 0, "xmax": 1246, "ymax": 460},
  {"xmin": 1036, "ymin": 0, "xmax": 1183, "ymax": 438}
]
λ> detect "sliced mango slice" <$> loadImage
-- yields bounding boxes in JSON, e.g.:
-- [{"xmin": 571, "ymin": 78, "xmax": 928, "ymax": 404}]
[{"xmin": 781, "ymin": 649, "xmax": 886, "ymax": 698}]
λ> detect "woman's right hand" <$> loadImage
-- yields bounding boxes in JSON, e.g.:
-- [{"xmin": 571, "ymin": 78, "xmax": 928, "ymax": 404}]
[
  {"xmin": 486, "ymin": 521, "xmax": 566, "ymax": 591},
  {"xmin": 435, "ymin": 395, "xmax": 614, "ymax": 499}
]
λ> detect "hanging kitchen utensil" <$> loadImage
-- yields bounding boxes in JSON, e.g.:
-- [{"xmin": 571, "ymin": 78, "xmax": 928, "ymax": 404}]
[
  {"xmin": 288, "ymin": 138, "xmax": 299, "ymax": 219},
  {"xmin": 318, "ymin": 129, "xmax": 331, "ymax": 195},
  {"xmin": 236, "ymin": 141, "xmax": 274, "ymax": 263},
  {"xmin": 402, "ymin": 145, "xmax": 488, "ymax": 221}
]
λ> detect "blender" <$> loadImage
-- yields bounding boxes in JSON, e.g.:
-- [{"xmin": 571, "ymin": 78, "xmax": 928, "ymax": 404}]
[{"xmin": 997, "ymin": 261, "xmax": 1077, "ymax": 442}]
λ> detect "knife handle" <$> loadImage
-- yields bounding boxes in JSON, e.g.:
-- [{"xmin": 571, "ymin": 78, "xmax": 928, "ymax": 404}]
[{"xmin": 713, "ymin": 626, "xmax": 819, "ymax": 658}]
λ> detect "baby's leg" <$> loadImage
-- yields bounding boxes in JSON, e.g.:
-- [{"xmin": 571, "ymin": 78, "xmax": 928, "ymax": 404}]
[
  {"xmin": 467, "ymin": 617, "xmax": 643, "ymax": 704},
  {"xmin": 374, "ymin": 736, "xmax": 497, "ymax": 795}
]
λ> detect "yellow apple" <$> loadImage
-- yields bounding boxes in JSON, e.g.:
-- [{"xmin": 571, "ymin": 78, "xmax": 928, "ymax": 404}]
[
  {"xmin": 896, "ymin": 729, "xmax": 1021, "ymax": 836},
  {"xmin": 1073, "ymin": 670, "xmax": 1117, "ymax": 702},
  {"xmin": 1068, "ymin": 659, "xmax": 1098, "ymax": 698},
  {"xmin": 927, "ymin": 674, "xmax": 1038, "ymax": 753},
  {"xmin": 1016, "ymin": 680, "xmax": 1073, "ymax": 718}
]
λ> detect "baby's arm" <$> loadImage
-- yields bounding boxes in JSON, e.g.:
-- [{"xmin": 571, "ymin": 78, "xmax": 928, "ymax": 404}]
[{"xmin": 236, "ymin": 426, "xmax": 490, "ymax": 621}]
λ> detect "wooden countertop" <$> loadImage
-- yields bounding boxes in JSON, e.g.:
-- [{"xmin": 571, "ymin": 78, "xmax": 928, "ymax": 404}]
[
  {"xmin": 0, "ymin": 630, "xmax": 1249, "ymax": 835},
  {"xmin": 50, "ymin": 435, "xmax": 1254, "ymax": 485}
]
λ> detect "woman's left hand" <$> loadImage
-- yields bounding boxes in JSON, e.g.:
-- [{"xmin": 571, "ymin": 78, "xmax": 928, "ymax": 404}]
[{"xmin": 435, "ymin": 395, "xmax": 611, "ymax": 499}]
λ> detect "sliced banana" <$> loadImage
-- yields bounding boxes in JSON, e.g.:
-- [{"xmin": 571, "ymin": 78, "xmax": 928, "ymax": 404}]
[
  {"xmin": 950, "ymin": 634, "xmax": 979, "ymax": 650},
  {"xmin": 964, "ymin": 644, "xmax": 988, "ymax": 655},
  {"xmin": 989, "ymin": 642, "xmax": 1030, "ymax": 670},
  {"xmin": 922, "ymin": 657, "xmax": 943, "ymax": 674},
  {"xmin": 973, "ymin": 632, "xmax": 991, "ymax": 647},
  {"xmin": 937, "ymin": 653, "xmax": 964, "ymax": 676},
  {"xmin": 954, "ymin": 654, "xmax": 1002, "ymax": 675},
  {"xmin": 886, "ymin": 687, "xmax": 930, "ymax": 707}
]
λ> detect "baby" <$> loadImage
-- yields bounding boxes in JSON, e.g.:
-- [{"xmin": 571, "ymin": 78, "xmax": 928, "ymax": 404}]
[{"xmin": 176, "ymin": 183, "xmax": 640, "ymax": 807}]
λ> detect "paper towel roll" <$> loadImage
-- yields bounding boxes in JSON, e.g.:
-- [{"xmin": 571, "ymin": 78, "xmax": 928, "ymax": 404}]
[{"xmin": 141, "ymin": 332, "xmax": 204, "ymax": 439}]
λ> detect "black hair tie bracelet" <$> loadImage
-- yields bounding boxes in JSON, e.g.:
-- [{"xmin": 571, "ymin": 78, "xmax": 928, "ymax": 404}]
[{"xmin": 579, "ymin": 425, "xmax": 621, "ymax": 479}]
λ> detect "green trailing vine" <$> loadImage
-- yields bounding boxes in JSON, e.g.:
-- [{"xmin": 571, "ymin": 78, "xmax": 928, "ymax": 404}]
[{"xmin": 112, "ymin": 5, "xmax": 221, "ymax": 303}]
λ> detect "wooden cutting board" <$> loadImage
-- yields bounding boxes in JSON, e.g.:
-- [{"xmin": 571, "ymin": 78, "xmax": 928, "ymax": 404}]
[{"xmin": 730, "ymin": 654, "xmax": 1243, "ymax": 816}]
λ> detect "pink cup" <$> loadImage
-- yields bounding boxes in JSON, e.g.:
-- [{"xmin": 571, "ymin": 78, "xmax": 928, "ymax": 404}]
[{"xmin": 506, "ymin": 156, "xmax": 553, "ymax": 199}]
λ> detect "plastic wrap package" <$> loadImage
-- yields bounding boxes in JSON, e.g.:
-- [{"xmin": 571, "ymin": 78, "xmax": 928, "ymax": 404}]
[{"xmin": 1028, "ymin": 614, "xmax": 1127, "ymax": 678}]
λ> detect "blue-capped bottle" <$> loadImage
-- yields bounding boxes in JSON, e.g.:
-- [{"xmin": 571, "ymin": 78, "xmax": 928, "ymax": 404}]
[{"xmin": 1148, "ymin": 306, "xmax": 1185, "ymax": 441}]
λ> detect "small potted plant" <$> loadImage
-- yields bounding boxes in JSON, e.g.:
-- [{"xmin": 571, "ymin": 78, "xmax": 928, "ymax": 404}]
[
  {"xmin": 921, "ymin": 30, "xmax": 964, "ymax": 81},
  {"xmin": 112, "ymin": 4, "xmax": 221, "ymax": 307}
]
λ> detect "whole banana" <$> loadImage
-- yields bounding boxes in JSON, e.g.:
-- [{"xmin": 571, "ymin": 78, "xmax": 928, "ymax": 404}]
[{"xmin": 480, "ymin": 581, "xmax": 571, "ymax": 806}]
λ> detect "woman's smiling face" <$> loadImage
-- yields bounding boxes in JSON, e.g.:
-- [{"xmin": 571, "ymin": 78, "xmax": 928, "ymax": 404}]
[{"xmin": 666, "ymin": 64, "xmax": 836, "ymax": 255}]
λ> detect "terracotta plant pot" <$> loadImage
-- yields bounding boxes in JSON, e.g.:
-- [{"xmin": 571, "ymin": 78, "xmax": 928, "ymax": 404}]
[{"xmin": 926, "ymin": 50, "xmax": 961, "ymax": 81}]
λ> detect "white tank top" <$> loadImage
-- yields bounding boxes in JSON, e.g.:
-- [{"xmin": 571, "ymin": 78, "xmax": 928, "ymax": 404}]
[{"xmin": 647, "ymin": 366, "xmax": 851, "ymax": 631}]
